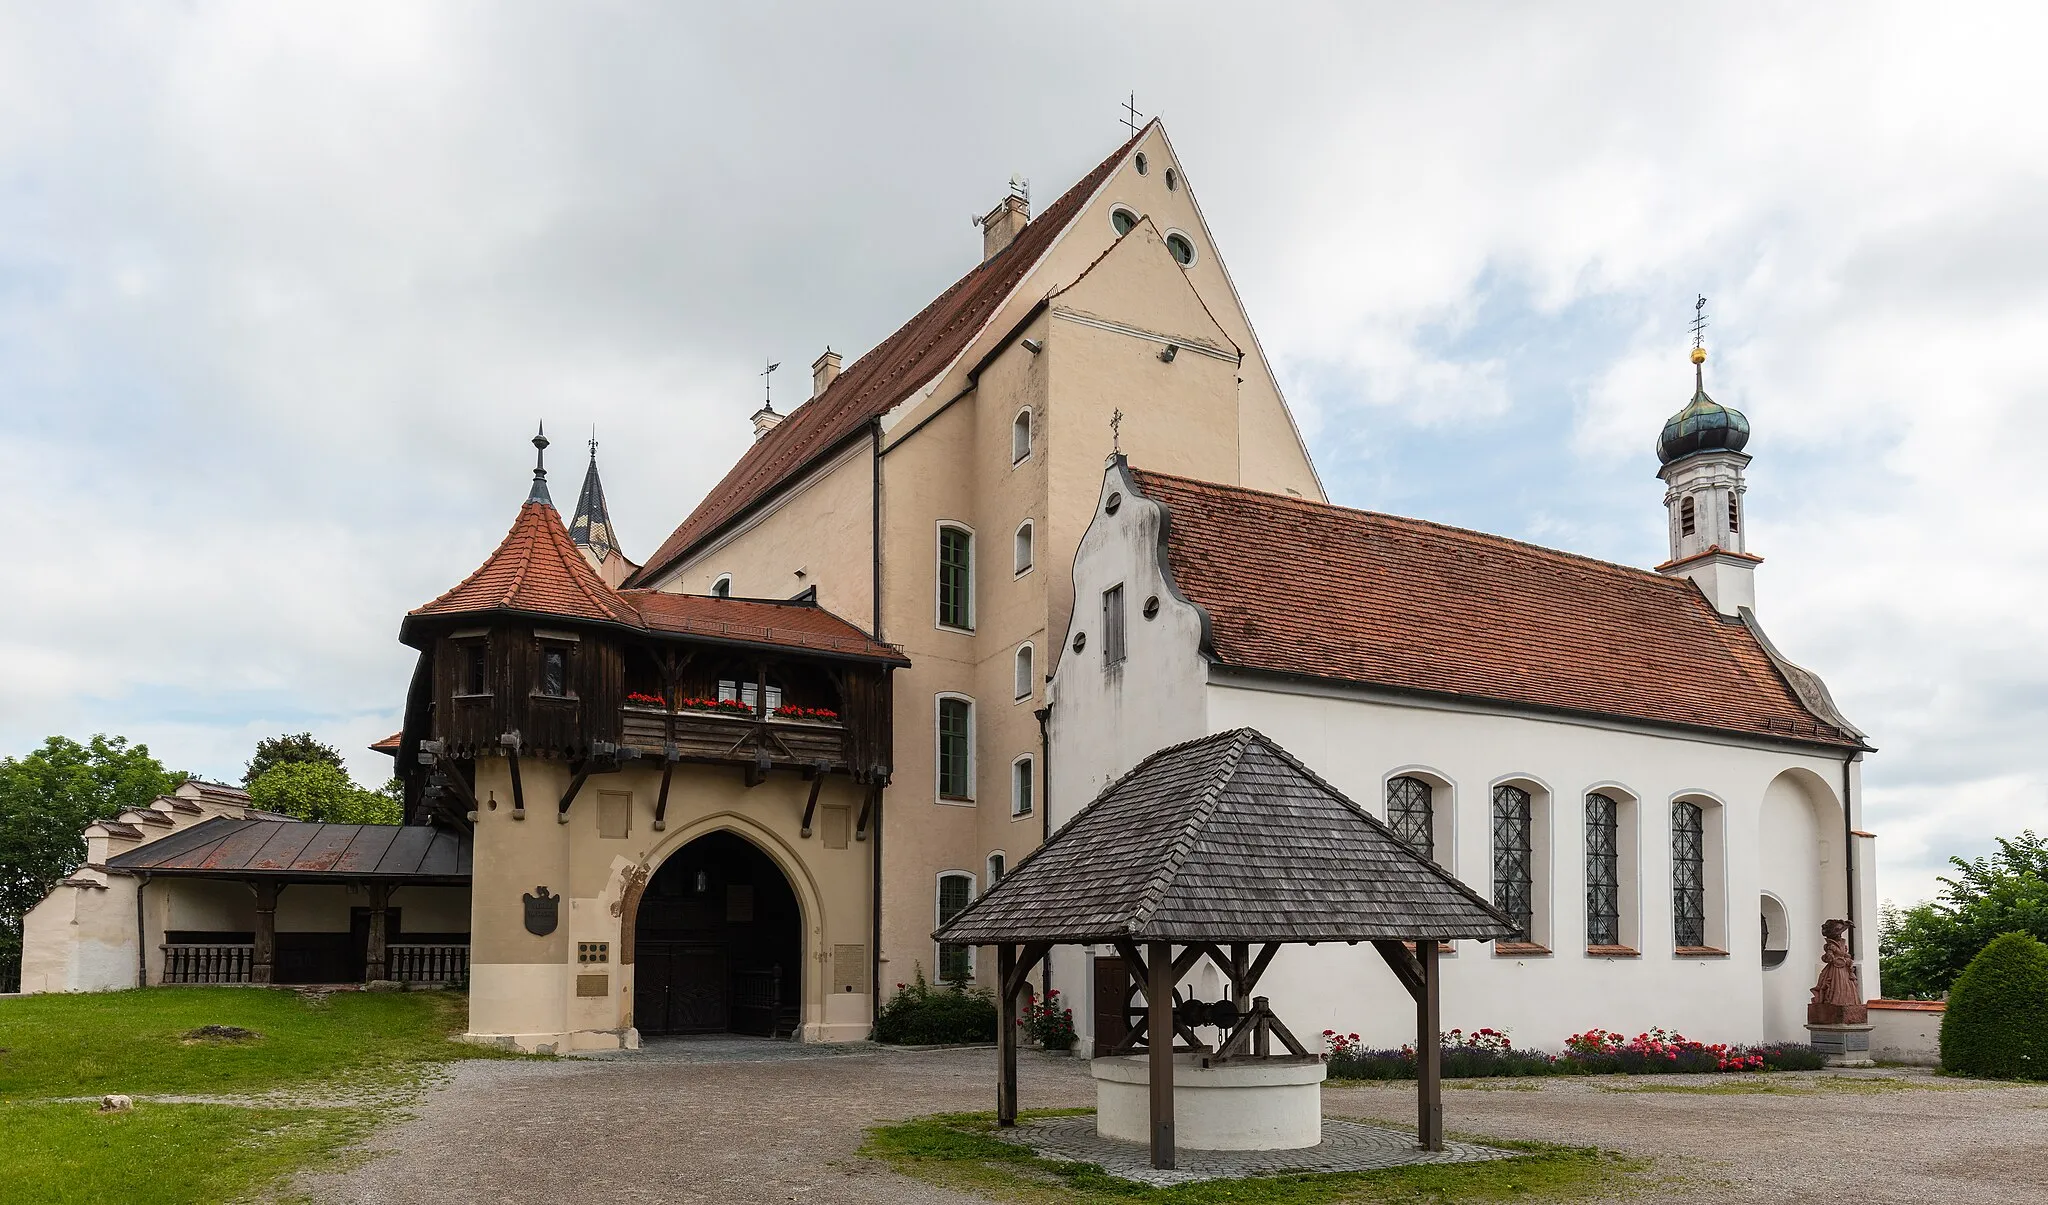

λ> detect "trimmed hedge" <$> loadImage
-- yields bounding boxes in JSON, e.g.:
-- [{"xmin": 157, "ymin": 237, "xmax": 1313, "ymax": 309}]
[
  {"xmin": 872, "ymin": 973, "xmax": 997, "ymax": 1045},
  {"xmin": 1941, "ymin": 931, "xmax": 2048, "ymax": 1080}
]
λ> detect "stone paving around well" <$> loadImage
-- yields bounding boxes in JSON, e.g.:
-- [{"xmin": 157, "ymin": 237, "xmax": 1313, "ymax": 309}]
[{"xmin": 999, "ymin": 1113, "xmax": 1519, "ymax": 1186}]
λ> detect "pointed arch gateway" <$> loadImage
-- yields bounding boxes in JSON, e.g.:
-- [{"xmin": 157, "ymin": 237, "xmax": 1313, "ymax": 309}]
[{"xmin": 627, "ymin": 828, "xmax": 805, "ymax": 1037}]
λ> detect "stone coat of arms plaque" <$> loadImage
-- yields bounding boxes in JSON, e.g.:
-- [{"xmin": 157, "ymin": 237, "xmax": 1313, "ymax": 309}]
[{"xmin": 523, "ymin": 886, "xmax": 560, "ymax": 936}]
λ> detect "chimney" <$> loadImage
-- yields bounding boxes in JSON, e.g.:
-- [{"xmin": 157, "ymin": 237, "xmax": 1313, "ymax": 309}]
[
  {"xmin": 979, "ymin": 193, "xmax": 1030, "ymax": 261},
  {"xmin": 811, "ymin": 348, "xmax": 842, "ymax": 398},
  {"xmin": 751, "ymin": 404, "xmax": 784, "ymax": 441}
]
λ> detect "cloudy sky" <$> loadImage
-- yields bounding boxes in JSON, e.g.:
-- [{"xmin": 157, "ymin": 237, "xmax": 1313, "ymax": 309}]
[{"xmin": 3, "ymin": 3, "xmax": 2041, "ymax": 907}]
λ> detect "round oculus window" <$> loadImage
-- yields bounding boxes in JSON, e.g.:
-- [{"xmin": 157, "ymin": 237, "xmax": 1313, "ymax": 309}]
[
  {"xmin": 1072, "ymin": 631, "xmax": 1087, "ymax": 653},
  {"xmin": 1143, "ymin": 595, "xmax": 1161, "ymax": 620},
  {"xmin": 1105, "ymin": 492, "xmax": 1122, "ymax": 514},
  {"xmin": 1165, "ymin": 233, "xmax": 1195, "ymax": 266},
  {"xmin": 1164, "ymin": 167, "xmax": 1179, "ymax": 191},
  {"xmin": 1134, "ymin": 151, "xmax": 1149, "ymax": 175},
  {"xmin": 1111, "ymin": 206, "xmax": 1138, "ymax": 236}
]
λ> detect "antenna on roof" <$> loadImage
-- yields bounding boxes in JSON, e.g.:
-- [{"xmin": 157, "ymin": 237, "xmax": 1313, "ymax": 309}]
[
  {"xmin": 1008, "ymin": 173, "xmax": 1030, "ymax": 206},
  {"xmin": 1122, "ymin": 92, "xmax": 1142, "ymax": 137},
  {"xmin": 760, "ymin": 359, "xmax": 781, "ymax": 410}
]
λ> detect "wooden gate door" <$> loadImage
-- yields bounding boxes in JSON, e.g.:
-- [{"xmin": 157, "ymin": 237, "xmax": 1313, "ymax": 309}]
[
  {"xmin": 635, "ymin": 943, "xmax": 731, "ymax": 1035},
  {"xmin": 1092, "ymin": 955, "xmax": 1130, "ymax": 1056}
]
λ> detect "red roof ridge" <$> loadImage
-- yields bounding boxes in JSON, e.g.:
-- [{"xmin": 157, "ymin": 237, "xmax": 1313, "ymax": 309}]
[
  {"xmin": 631, "ymin": 122, "xmax": 1155, "ymax": 585},
  {"xmin": 1130, "ymin": 467, "xmax": 1695, "ymax": 592}
]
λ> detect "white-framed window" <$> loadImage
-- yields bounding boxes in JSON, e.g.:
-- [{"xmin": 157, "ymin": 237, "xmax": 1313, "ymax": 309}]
[
  {"xmin": 936, "ymin": 871, "xmax": 976, "ymax": 982},
  {"xmin": 1671, "ymin": 793, "xmax": 1727, "ymax": 953},
  {"xmin": 1012, "ymin": 408, "xmax": 1033, "ymax": 464},
  {"xmin": 1102, "ymin": 583, "xmax": 1127, "ymax": 666},
  {"xmin": 1013, "ymin": 519, "xmax": 1034, "ymax": 576},
  {"xmin": 1014, "ymin": 644, "xmax": 1034, "ymax": 701},
  {"xmin": 936, "ymin": 694, "xmax": 975, "ymax": 802},
  {"xmin": 1581, "ymin": 783, "xmax": 1641, "ymax": 954},
  {"xmin": 711, "ymin": 574, "xmax": 732, "ymax": 599},
  {"xmin": 717, "ymin": 679, "xmax": 782, "ymax": 713},
  {"xmin": 1011, "ymin": 754, "xmax": 1034, "ymax": 818},
  {"xmin": 1490, "ymin": 776, "xmax": 1553, "ymax": 950},
  {"xmin": 936, "ymin": 522, "xmax": 974, "ymax": 631},
  {"xmin": 987, "ymin": 851, "xmax": 1007, "ymax": 885},
  {"xmin": 1110, "ymin": 205, "xmax": 1139, "ymax": 236},
  {"xmin": 1384, "ymin": 768, "xmax": 1455, "ymax": 873},
  {"xmin": 1163, "ymin": 228, "xmax": 1196, "ymax": 267}
]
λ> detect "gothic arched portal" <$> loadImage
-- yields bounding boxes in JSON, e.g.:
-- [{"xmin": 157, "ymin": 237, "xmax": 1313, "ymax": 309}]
[{"xmin": 630, "ymin": 831, "xmax": 802, "ymax": 1037}]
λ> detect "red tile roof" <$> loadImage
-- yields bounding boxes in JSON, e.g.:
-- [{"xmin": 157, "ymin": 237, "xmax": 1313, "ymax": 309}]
[
  {"xmin": 370, "ymin": 732, "xmax": 402, "ymax": 754},
  {"xmin": 412, "ymin": 499, "xmax": 904, "ymax": 663},
  {"xmin": 631, "ymin": 125, "xmax": 1152, "ymax": 586},
  {"xmin": 1132, "ymin": 469, "xmax": 1861, "ymax": 748}
]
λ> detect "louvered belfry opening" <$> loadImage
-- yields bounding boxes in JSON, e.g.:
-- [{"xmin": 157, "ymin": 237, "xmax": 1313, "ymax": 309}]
[{"xmin": 933, "ymin": 728, "xmax": 1517, "ymax": 1170}]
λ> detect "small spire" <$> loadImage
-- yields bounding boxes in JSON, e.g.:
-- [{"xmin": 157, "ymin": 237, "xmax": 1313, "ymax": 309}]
[
  {"xmin": 528, "ymin": 422, "xmax": 554, "ymax": 507},
  {"xmin": 570, "ymin": 432, "xmax": 616, "ymax": 561}
]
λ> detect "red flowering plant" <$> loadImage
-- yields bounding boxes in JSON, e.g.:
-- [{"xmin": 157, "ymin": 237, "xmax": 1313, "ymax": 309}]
[
  {"xmin": 772, "ymin": 705, "xmax": 841, "ymax": 722},
  {"xmin": 624, "ymin": 692, "xmax": 667, "ymax": 708},
  {"xmin": 1322, "ymin": 1023, "xmax": 1820, "ymax": 1081},
  {"xmin": 673, "ymin": 696, "xmax": 758, "ymax": 716},
  {"xmin": 1020, "ymin": 988, "xmax": 1077, "ymax": 1051}
]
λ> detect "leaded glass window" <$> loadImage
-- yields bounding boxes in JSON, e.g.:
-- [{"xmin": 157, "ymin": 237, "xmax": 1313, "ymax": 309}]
[
  {"xmin": 1673, "ymin": 801, "xmax": 1707, "ymax": 948},
  {"xmin": 937, "ymin": 697, "xmax": 972, "ymax": 799},
  {"xmin": 1387, "ymin": 776, "xmax": 1433, "ymax": 862},
  {"xmin": 1492, "ymin": 784, "xmax": 1533, "ymax": 942},
  {"xmin": 938, "ymin": 525, "xmax": 973, "ymax": 629},
  {"xmin": 1585, "ymin": 793, "xmax": 1620, "ymax": 947},
  {"xmin": 937, "ymin": 873, "xmax": 973, "ymax": 981}
]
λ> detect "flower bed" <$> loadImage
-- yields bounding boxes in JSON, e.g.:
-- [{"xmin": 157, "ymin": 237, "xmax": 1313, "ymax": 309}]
[
  {"xmin": 1020, "ymin": 988, "xmax": 1076, "ymax": 1051},
  {"xmin": 772, "ymin": 705, "xmax": 840, "ymax": 722},
  {"xmin": 1324, "ymin": 1025, "xmax": 1826, "ymax": 1080}
]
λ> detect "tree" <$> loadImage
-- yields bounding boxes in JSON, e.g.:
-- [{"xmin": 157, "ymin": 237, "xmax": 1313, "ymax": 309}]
[
  {"xmin": 1939, "ymin": 932, "xmax": 2048, "ymax": 1080},
  {"xmin": 243, "ymin": 733, "xmax": 345, "ymax": 787},
  {"xmin": 1881, "ymin": 831, "xmax": 2048, "ymax": 999},
  {"xmin": 246, "ymin": 761, "xmax": 401, "ymax": 825},
  {"xmin": 0, "ymin": 735, "xmax": 184, "ymax": 955}
]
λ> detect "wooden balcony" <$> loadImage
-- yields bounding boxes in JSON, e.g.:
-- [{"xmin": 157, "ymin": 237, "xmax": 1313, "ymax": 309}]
[
  {"xmin": 163, "ymin": 943, "xmax": 253, "ymax": 984},
  {"xmin": 619, "ymin": 705, "xmax": 848, "ymax": 772}
]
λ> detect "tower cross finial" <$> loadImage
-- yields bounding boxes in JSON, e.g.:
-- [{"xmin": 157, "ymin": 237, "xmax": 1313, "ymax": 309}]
[
  {"xmin": 1110, "ymin": 407, "xmax": 1124, "ymax": 454},
  {"xmin": 588, "ymin": 424, "xmax": 598, "ymax": 460},
  {"xmin": 1122, "ymin": 92, "xmax": 1142, "ymax": 137},
  {"xmin": 1690, "ymin": 294, "xmax": 1710, "ymax": 389}
]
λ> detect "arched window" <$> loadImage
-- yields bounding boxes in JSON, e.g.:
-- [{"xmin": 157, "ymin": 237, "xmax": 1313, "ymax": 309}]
[
  {"xmin": 1014, "ymin": 520, "xmax": 1034, "ymax": 575},
  {"xmin": 711, "ymin": 574, "xmax": 732, "ymax": 599},
  {"xmin": 1011, "ymin": 754, "xmax": 1034, "ymax": 817},
  {"xmin": 936, "ymin": 524, "xmax": 973, "ymax": 630},
  {"xmin": 1679, "ymin": 497, "xmax": 1696, "ymax": 537},
  {"xmin": 936, "ymin": 695, "xmax": 974, "ymax": 801},
  {"xmin": 1014, "ymin": 644, "xmax": 1034, "ymax": 700},
  {"xmin": 1585, "ymin": 793, "xmax": 1621, "ymax": 947},
  {"xmin": 1727, "ymin": 494, "xmax": 1740, "ymax": 533},
  {"xmin": 987, "ymin": 852, "xmax": 1006, "ymax": 885},
  {"xmin": 1110, "ymin": 205, "xmax": 1139, "ymax": 236},
  {"xmin": 936, "ymin": 872, "xmax": 975, "ymax": 981},
  {"xmin": 1012, "ymin": 409, "xmax": 1033, "ymax": 464},
  {"xmin": 1672, "ymin": 801, "xmax": 1707, "ymax": 948},
  {"xmin": 1386, "ymin": 776, "xmax": 1433, "ymax": 862},
  {"xmin": 1164, "ymin": 231, "xmax": 1196, "ymax": 266},
  {"xmin": 1492, "ymin": 784, "xmax": 1534, "ymax": 942}
]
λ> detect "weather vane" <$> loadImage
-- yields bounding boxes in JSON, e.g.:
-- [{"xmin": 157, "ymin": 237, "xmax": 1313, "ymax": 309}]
[
  {"xmin": 761, "ymin": 359, "xmax": 781, "ymax": 407},
  {"xmin": 1122, "ymin": 92, "xmax": 1142, "ymax": 137},
  {"xmin": 1110, "ymin": 407, "xmax": 1124, "ymax": 454},
  {"xmin": 1691, "ymin": 295, "xmax": 1709, "ymax": 352}
]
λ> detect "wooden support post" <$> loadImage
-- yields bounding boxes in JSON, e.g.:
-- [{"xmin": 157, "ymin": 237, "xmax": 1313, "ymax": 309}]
[
  {"xmin": 1147, "ymin": 940, "xmax": 1175, "ymax": 1170},
  {"xmin": 558, "ymin": 764, "xmax": 591, "ymax": 822},
  {"xmin": 365, "ymin": 883, "xmax": 390, "ymax": 982},
  {"xmin": 997, "ymin": 944, "xmax": 1019, "ymax": 1126},
  {"xmin": 799, "ymin": 773, "xmax": 824, "ymax": 838},
  {"xmin": 251, "ymin": 881, "xmax": 279, "ymax": 985},
  {"xmin": 1417, "ymin": 939, "xmax": 1443, "ymax": 1152},
  {"xmin": 652, "ymin": 751, "xmax": 676, "ymax": 831}
]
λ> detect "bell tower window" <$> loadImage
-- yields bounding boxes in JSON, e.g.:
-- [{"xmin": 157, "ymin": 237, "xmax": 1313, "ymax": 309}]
[
  {"xmin": 1727, "ymin": 494, "xmax": 1740, "ymax": 533},
  {"xmin": 1679, "ymin": 497, "xmax": 1696, "ymax": 537}
]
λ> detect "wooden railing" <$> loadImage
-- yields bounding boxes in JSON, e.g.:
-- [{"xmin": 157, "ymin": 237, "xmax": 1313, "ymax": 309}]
[
  {"xmin": 619, "ymin": 706, "xmax": 847, "ymax": 769},
  {"xmin": 163, "ymin": 944, "xmax": 252, "ymax": 984},
  {"xmin": 389, "ymin": 944, "xmax": 469, "ymax": 983}
]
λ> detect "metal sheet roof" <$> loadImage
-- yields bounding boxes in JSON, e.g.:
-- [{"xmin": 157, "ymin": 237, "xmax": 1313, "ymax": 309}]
[{"xmin": 106, "ymin": 818, "xmax": 472, "ymax": 882}]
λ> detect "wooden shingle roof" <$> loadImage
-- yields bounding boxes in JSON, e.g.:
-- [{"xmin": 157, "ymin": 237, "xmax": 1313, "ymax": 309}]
[
  {"xmin": 106, "ymin": 817, "xmax": 472, "ymax": 883},
  {"xmin": 935, "ymin": 729, "xmax": 1514, "ymax": 945},
  {"xmin": 1133, "ymin": 469, "xmax": 1865, "ymax": 749}
]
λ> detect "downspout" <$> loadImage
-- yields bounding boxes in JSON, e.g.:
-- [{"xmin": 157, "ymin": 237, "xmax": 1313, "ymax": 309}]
[
  {"xmin": 1035, "ymin": 703, "xmax": 1052, "ymax": 1000},
  {"xmin": 869, "ymin": 421, "xmax": 885, "ymax": 1020},
  {"xmin": 134, "ymin": 872, "xmax": 150, "ymax": 988},
  {"xmin": 870, "ymin": 419, "xmax": 884, "ymax": 643}
]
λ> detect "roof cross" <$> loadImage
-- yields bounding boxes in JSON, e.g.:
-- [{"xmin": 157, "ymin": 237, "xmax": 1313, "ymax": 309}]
[
  {"xmin": 1122, "ymin": 92, "xmax": 1142, "ymax": 137},
  {"xmin": 1110, "ymin": 407, "xmax": 1124, "ymax": 454},
  {"xmin": 1691, "ymin": 294, "xmax": 1709, "ymax": 352}
]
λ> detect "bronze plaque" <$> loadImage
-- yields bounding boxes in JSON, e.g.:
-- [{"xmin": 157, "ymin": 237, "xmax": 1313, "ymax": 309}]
[{"xmin": 576, "ymin": 973, "xmax": 609, "ymax": 998}]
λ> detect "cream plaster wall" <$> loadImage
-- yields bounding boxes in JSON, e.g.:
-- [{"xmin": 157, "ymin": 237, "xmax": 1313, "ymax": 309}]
[
  {"xmin": 465, "ymin": 756, "xmax": 874, "ymax": 1052},
  {"xmin": 163, "ymin": 878, "xmax": 255, "ymax": 932},
  {"xmin": 19, "ymin": 878, "xmax": 140, "ymax": 993}
]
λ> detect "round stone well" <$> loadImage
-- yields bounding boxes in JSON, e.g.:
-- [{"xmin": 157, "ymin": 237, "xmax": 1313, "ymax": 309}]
[{"xmin": 1092, "ymin": 1053, "xmax": 1327, "ymax": 1150}]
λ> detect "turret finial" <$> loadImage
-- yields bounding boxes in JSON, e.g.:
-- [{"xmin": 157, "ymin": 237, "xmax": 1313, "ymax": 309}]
[{"xmin": 528, "ymin": 422, "xmax": 554, "ymax": 507}]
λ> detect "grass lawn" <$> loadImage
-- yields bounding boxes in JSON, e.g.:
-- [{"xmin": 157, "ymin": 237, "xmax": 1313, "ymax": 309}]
[
  {"xmin": 0, "ymin": 987, "xmax": 520, "ymax": 1203},
  {"xmin": 863, "ymin": 1110, "xmax": 1652, "ymax": 1203}
]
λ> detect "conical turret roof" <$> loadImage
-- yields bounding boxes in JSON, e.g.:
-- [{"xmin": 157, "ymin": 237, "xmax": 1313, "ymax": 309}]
[
  {"xmin": 569, "ymin": 442, "xmax": 619, "ymax": 563},
  {"xmin": 411, "ymin": 499, "xmax": 640, "ymax": 626}
]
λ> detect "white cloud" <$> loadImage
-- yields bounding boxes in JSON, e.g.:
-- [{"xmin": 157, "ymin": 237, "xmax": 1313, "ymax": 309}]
[{"xmin": 1, "ymin": 2, "xmax": 2041, "ymax": 907}]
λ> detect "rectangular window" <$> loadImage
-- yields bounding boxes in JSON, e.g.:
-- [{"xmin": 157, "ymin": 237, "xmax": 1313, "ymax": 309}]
[
  {"xmin": 717, "ymin": 680, "xmax": 782, "ymax": 712},
  {"xmin": 1102, "ymin": 583, "xmax": 1126, "ymax": 666},
  {"xmin": 1012, "ymin": 757, "xmax": 1034, "ymax": 817},
  {"xmin": 459, "ymin": 642, "xmax": 488, "ymax": 695},
  {"xmin": 937, "ymin": 697, "xmax": 973, "ymax": 800},
  {"xmin": 937, "ymin": 873, "xmax": 974, "ymax": 982},
  {"xmin": 938, "ymin": 526, "xmax": 973, "ymax": 629},
  {"xmin": 1492, "ymin": 784, "xmax": 1534, "ymax": 942},
  {"xmin": 1673, "ymin": 802, "xmax": 1707, "ymax": 948},
  {"xmin": 539, "ymin": 645, "xmax": 570, "ymax": 697},
  {"xmin": 1585, "ymin": 794, "xmax": 1620, "ymax": 947}
]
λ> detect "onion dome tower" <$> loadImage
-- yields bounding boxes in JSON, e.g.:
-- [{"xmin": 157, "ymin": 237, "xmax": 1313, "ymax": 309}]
[{"xmin": 1655, "ymin": 340, "xmax": 1759, "ymax": 616}]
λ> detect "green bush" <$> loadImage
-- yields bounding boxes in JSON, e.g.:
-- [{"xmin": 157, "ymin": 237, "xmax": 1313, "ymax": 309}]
[
  {"xmin": 1941, "ymin": 931, "xmax": 2048, "ymax": 1080},
  {"xmin": 872, "ymin": 969, "xmax": 997, "ymax": 1045}
]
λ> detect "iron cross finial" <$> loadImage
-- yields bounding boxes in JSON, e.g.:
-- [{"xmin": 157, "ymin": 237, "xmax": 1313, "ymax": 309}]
[
  {"xmin": 1691, "ymin": 295, "xmax": 1709, "ymax": 351},
  {"xmin": 1122, "ymin": 92, "xmax": 1141, "ymax": 137},
  {"xmin": 1110, "ymin": 408, "xmax": 1124, "ymax": 454}
]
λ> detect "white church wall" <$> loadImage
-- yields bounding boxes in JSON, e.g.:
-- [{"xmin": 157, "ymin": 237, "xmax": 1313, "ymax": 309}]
[
  {"xmin": 1192, "ymin": 675, "xmax": 1857, "ymax": 1051},
  {"xmin": 19, "ymin": 878, "xmax": 141, "ymax": 993}
]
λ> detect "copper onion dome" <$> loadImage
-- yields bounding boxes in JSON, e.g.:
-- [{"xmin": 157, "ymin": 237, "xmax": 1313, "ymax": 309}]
[{"xmin": 1657, "ymin": 348, "xmax": 1750, "ymax": 466}]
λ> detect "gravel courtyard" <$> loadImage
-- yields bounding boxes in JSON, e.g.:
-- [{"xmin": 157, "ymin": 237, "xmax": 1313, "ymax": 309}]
[{"xmin": 299, "ymin": 1040, "xmax": 2048, "ymax": 1204}]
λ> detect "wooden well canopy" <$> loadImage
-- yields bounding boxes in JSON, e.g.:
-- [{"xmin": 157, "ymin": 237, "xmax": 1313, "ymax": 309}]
[{"xmin": 934, "ymin": 727, "xmax": 1516, "ymax": 1169}]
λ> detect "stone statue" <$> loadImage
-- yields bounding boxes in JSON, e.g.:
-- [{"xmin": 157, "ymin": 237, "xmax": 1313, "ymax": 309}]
[{"xmin": 1807, "ymin": 918, "xmax": 1867, "ymax": 1025}]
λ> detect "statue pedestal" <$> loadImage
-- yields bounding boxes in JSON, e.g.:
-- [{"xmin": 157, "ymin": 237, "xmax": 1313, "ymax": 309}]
[{"xmin": 1806, "ymin": 1023, "xmax": 1875, "ymax": 1068}]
